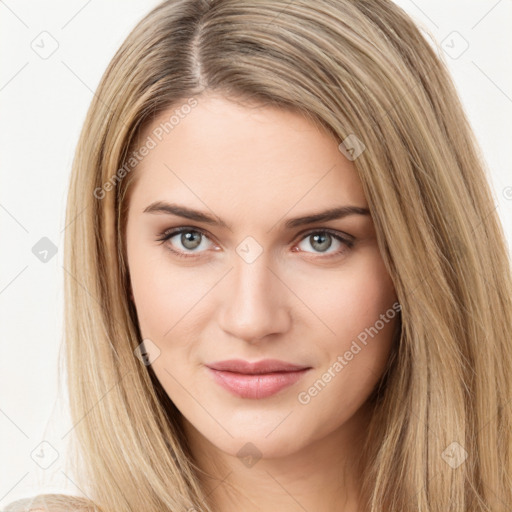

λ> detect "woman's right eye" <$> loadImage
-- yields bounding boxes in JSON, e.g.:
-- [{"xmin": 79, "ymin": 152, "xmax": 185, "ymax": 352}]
[{"xmin": 156, "ymin": 227, "xmax": 216, "ymax": 259}]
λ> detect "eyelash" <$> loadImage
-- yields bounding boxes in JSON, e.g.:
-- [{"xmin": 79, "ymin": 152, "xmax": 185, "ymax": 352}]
[{"xmin": 155, "ymin": 226, "xmax": 355, "ymax": 260}]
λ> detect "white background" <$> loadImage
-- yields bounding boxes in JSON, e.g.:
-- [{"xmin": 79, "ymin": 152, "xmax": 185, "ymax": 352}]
[{"xmin": 1, "ymin": 0, "xmax": 511, "ymax": 506}]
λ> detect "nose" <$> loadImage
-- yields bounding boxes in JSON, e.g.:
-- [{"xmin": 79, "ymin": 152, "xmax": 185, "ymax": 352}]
[{"xmin": 217, "ymin": 253, "xmax": 291, "ymax": 343}]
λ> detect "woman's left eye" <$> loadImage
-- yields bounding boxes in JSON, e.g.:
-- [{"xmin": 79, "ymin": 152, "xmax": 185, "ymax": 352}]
[
  {"xmin": 156, "ymin": 227, "xmax": 354, "ymax": 259},
  {"xmin": 295, "ymin": 230, "xmax": 354, "ymax": 257}
]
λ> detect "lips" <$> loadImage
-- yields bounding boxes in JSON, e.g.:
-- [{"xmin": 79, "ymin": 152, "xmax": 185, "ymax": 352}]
[
  {"xmin": 206, "ymin": 358, "xmax": 310, "ymax": 374},
  {"xmin": 205, "ymin": 359, "xmax": 312, "ymax": 399}
]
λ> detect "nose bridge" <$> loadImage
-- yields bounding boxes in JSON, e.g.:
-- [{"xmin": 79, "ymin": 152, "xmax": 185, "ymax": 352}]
[{"xmin": 218, "ymin": 250, "xmax": 290, "ymax": 341}]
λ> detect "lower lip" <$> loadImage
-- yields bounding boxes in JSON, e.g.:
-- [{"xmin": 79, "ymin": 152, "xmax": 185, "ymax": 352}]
[{"xmin": 206, "ymin": 367, "xmax": 311, "ymax": 399}]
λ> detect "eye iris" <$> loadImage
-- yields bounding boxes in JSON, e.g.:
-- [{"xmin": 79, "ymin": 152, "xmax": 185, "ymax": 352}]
[
  {"xmin": 181, "ymin": 231, "xmax": 202, "ymax": 250},
  {"xmin": 310, "ymin": 233, "xmax": 332, "ymax": 252}
]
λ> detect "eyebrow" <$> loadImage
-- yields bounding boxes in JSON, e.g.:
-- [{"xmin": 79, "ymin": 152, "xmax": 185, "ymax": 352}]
[{"xmin": 143, "ymin": 201, "xmax": 370, "ymax": 230}]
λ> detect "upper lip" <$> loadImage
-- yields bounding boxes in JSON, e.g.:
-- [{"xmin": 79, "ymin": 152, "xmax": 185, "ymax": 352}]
[{"xmin": 206, "ymin": 359, "xmax": 311, "ymax": 374}]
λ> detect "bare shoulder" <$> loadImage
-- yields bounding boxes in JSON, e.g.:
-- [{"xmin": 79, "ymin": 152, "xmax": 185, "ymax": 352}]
[{"xmin": 2, "ymin": 493, "xmax": 102, "ymax": 512}]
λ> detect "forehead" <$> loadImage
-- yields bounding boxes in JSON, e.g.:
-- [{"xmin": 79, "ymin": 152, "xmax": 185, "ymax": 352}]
[{"xmin": 128, "ymin": 95, "xmax": 368, "ymax": 218}]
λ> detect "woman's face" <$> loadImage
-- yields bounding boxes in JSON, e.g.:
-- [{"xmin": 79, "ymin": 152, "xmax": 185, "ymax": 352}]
[{"xmin": 125, "ymin": 93, "xmax": 398, "ymax": 461}]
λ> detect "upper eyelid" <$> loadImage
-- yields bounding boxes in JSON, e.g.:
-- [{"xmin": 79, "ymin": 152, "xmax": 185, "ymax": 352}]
[{"xmin": 160, "ymin": 226, "xmax": 216, "ymax": 244}]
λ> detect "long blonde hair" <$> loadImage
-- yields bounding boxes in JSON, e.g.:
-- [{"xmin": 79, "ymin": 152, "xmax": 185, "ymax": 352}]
[{"xmin": 7, "ymin": 0, "xmax": 512, "ymax": 510}]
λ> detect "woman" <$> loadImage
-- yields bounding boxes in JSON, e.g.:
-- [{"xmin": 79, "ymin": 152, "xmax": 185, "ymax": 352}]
[{"xmin": 6, "ymin": 0, "xmax": 511, "ymax": 510}]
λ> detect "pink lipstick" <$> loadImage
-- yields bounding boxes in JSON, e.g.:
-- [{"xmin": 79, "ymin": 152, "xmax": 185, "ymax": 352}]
[{"xmin": 205, "ymin": 359, "xmax": 312, "ymax": 399}]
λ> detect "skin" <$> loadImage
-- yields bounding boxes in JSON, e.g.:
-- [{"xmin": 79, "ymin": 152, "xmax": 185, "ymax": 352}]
[{"xmin": 125, "ymin": 93, "xmax": 398, "ymax": 512}]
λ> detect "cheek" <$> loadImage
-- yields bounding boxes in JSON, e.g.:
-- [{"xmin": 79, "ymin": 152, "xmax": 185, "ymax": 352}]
[
  {"xmin": 127, "ymin": 238, "xmax": 218, "ymax": 350},
  {"xmin": 293, "ymin": 252, "xmax": 398, "ymax": 426},
  {"xmin": 294, "ymin": 249, "xmax": 396, "ymax": 336},
  {"xmin": 291, "ymin": 248, "xmax": 398, "ymax": 394},
  {"xmin": 127, "ymin": 234, "xmax": 182, "ymax": 339},
  {"xmin": 129, "ymin": 252, "xmax": 169, "ymax": 337}
]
